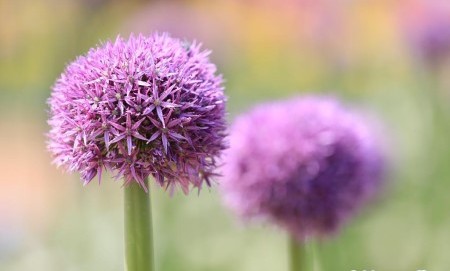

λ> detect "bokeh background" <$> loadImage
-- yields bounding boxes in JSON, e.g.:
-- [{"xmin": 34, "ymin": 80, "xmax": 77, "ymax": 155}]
[{"xmin": 1, "ymin": 0, "xmax": 450, "ymax": 270}]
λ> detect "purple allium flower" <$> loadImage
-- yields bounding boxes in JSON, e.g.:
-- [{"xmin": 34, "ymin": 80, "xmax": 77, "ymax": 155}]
[
  {"xmin": 47, "ymin": 33, "xmax": 227, "ymax": 193},
  {"xmin": 221, "ymin": 96, "xmax": 384, "ymax": 240},
  {"xmin": 399, "ymin": 1, "xmax": 450, "ymax": 66}
]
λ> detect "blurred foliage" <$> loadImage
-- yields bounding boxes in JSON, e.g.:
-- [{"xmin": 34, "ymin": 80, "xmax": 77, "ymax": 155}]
[{"xmin": 0, "ymin": 0, "xmax": 449, "ymax": 270}]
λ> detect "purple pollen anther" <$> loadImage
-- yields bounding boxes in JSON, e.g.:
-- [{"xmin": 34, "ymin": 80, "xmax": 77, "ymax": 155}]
[
  {"xmin": 221, "ymin": 96, "xmax": 385, "ymax": 240},
  {"xmin": 47, "ymin": 33, "xmax": 227, "ymax": 193}
]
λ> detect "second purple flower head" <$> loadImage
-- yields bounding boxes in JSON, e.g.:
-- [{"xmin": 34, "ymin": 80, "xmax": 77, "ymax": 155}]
[{"xmin": 222, "ymin": 96, "xmax": 384, "ymax": 240}]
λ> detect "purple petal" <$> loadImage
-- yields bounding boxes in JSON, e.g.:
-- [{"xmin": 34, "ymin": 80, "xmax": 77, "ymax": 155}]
[
  {"xmin": 104, "ymin": 131, "xmax": 110, "ymax": 149},
  {"xmin": 132, "ymin": 117, "xmax": 146, "ymax": 130},
  {"xmin": 127, "ymin": 136, "xmax": 133, "ymax": 155},
  {"xmin": 147, "ymin": 131, "xmax": 161, "ymax": 143},
  {"xmin": 159, "ymin": 84, "xmax": 176, "ymax": 100},
  {"xmin": 167, "ymin": 118, "xmax": 183, "ymax": 128},
  {"xmin": 162, "ymin": 133, "xmax": 168, "ymax": 153},
  {"xmin": 142, "ymin": 104, "xmax": 155, "ymax": 115},
  {"xmin": 147, "ymin": 116, "xmax": 161, "ymax": 128},
  {"xmin": 97, "ymin": 167, "xmax": 103, "ymax": 184},
  {"xmin": 109, "ymin": 134, "xmax": 125, "ymax": 145},
  {"xmin": 168, "ymin": 132, "xmax": 186, "ymax": 141},
  {"xmin": 156, "ymin": 106, "xmax": 165, "ymax": 127},
  {"xmin": 137, "ymin": 80, "xmax": 151, "ymax": 87},
  {"xmin": 109, "ymin": 121, "xmax": 126, "ymax": 132},
  {"xmin": 161, "ymin": 101, "xmax": 181, "ymax": 108},
  {"xmin": 126, "ymin": 113, "xmax": 132, "ymax": 128},
  {"xmin": 118, "ymin": 101, "xmax": 124, "ymax": 115},
  {"xmin": 133, "ymin": 131, "xmax": 148, "ymax": 141},
  {"xmin": 152, "ymin": 78, "xmax": 158, "ymax": 97}
]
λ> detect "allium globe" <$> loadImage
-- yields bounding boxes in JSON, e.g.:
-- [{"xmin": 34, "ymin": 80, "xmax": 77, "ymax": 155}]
[
  {"xmin": 47, "ymin": 33, "xmax": 227, "ymax": 193},
  {"xmin": 399, "ymin": 0, "xmax": 450, "ymax": 65},
  {"xmin": 222, "ymin": 96, "xmax": 384, "ymax": 240}
]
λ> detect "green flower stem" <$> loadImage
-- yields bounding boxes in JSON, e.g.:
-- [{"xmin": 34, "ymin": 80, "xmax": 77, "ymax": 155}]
[
  {"xmin": 124, "ymin": 179, "xmax": 154, "ymax": 271},
  {"xmin": 289, "ymin": 236, "xmax": 318, "ymax": 271}
]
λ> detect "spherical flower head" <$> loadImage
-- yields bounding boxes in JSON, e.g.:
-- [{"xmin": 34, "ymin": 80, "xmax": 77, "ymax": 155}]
[
  {"xmin": 399, "ymin": 1, "xmax": 450, "ymax": 66},
  {"xmin": 221, "ymin": 96, "xmax": 384, "ymax": 240},
  {"xmin": 47, "ymin": 33, "xmax": 227, "ymax": 193}
]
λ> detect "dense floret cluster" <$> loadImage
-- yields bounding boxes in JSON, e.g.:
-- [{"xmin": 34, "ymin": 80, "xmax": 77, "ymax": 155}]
[
  {"xmin": 222, "ymin": 96, "xmax": 384, "ymax": 239},
  {"xmin": 47, "ymin": 33, "xmax": 227, "ymax": 193}
]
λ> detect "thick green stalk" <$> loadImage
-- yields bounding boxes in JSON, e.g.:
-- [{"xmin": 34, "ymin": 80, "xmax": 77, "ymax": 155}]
[
  {"xmin": 124, "ymin": 179, "xmax": 154, "ymax": 271},
  {"xmin": 289, "ymin": 236, "xmax": 318, "ymax": 271}
]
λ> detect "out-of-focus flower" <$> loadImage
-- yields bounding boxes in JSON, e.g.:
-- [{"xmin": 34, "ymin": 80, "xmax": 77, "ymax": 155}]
[
  {"xmin": 399, "ymin": 0, "xmax": 450, "ymax": 66},
  {"xmin": 222, "ymin": 96, "xmax": 384, "ymax": 240},
  {"xmin": 47, "ymin": 33, "xmax": 227, "ymax": 193},
  {"xmin": 122, "ymin": 2, "xmax": 238, "ymax": 67}
]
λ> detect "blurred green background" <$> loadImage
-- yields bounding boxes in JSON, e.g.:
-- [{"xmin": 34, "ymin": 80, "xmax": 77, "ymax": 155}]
[{"xmin": 1, "ymin": 0, "xmax": 449, "ymax": 270}]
